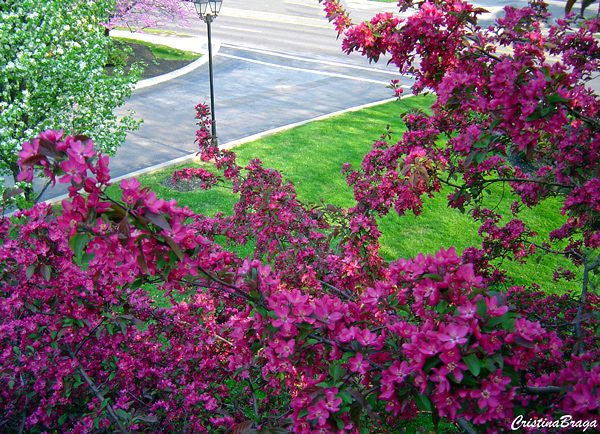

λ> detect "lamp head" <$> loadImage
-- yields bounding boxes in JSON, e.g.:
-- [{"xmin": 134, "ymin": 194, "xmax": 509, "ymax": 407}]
[{"xmin": 192, "ymin": 0, "xmax": 222, "ymax": 21}]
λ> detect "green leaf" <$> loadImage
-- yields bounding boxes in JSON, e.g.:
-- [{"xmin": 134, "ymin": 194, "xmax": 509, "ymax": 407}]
[
  {"xmin": 329, "ymin": 362, "xmax": 345, "ymax": 382},
  {"xmin": 421, "ymin": 273, "xmax": 442, "ymax": 281},
  {"xmin": 526, "ymin": 109, "xmax": 544, "ymax": 122},
  {"xmin": 115, "ymin": 408, "xmax": 129, "ymax": 420},
  {"xmin": 58, "ymin": 414, "xmax": 68, "ymax": 426},
  {"xmin": 483, "ymin": 357, "xmax": 496, "ymax": 373},
  {"xmin": 335, "ymin": 416, "xmax": 346, "ymax": 429},
  {"xmin": 547, "ymin": 93, "xmax": 569, "ymax": 104},
  {"xmin": 339, "ymin": 390, "xmax": 353, "ymax": 405},
  {"xmin": 473, "ymin": 151, "xmax": 486, "ymax": 164},
  {"xmin": 486, "ymin": 316, "xmax": 504, "ymax": 328},
  {"xmin": 502, "ymin": 313, "xmax": 516, "ymax": 332},
  {"xmin": 39, "ymin": 264, "xmax": 51, "ymax": 281},
  {"xmin": 414, "ymin": 393, "xmax": 432, "ymax": 411},
  {"xmin": 26, "ymin": 264, "xmax": 36, "ymax": 280},
  {"xmin": 491, "ymin": 353, "xmax": 504, "ymax": 370},
  {"xmin": 463, "ymin": 353, "xmax": 481, "ymax": 376},
  {"xmin": 423, "ymin": 356, "xmax": 441, "ymax": 372},
  {"xmin": 476, "ymin": 299, "xmax": 487, "ymax": 318},
  {"xmin": 69, "ymin": 233, "xmax": 89, "ymax": 262}
]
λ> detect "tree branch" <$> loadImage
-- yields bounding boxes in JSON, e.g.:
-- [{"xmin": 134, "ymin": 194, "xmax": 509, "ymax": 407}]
[
  {"xmin": 457, "ymin": 418, "xmax": 477, "ymax": 434},
  {"xmin": 574, "ymin": 256, "xmax": 600, "ymax": 354},
  {"xmin": 525, "ymin": 385, "xmax": 563, "ymax": 395},
  {"xmin": 67, "ymin": 349, "xmax": 127, "ymax": 432},
  {"xmin": 247, "ymin": 379, "xmax": 259, "ymax": 421},
  {"xmin": 33, "ymin": 180, "xmax": 52, "ymax": 204},
  {"xmin": 482, "ymin": 177, "xmax": 573, "ymax": 189}
]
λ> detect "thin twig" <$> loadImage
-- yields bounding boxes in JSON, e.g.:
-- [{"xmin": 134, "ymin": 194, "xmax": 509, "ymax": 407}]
[
  {"xmin": 457, "ymin": 418, "xmax": 477, "ymax": 434},
  {"xmin": 33, "ymin": 180, "xmax": 52, "ymax": 204},
  {"xmin": 525, "ymin": 385, "xmax": 563, "ymax": 395},
  {"xmin": 531, "ymin": 242, "xmax": 584, "ymax": 260},
  {"xmin": 482, "ymin": 177, "xmax": 573, "ymax": 189},
  {"xmin": 17, "ymin": 375, "xmax": 28, "ymax": 434},
  {"xmin": 67, "ymin": 349, "xmax": 127, "ymax": 433},
  {"xmin": 247, "ymin": 379, "xmax": 259, "ymax": 421},
  {"xmin": 72, "ymin": 318, "xmax": 106, "ymax": 357},
  {"xmin": 574, "ymin": 256, "xmax": 600, "ymax": 354},
  {"xmin": 318, "ymin": 279, "xmax": 353, "ymax": 300},
  {"xmin": 196, "ymin": 266, "xmax": 258, "ymax": 304}
]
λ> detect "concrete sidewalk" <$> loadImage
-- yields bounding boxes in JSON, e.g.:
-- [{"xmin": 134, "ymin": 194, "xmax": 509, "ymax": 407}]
[{"xmin": 111, "ymin": 29, "xmax": 205, "ymax": 54}]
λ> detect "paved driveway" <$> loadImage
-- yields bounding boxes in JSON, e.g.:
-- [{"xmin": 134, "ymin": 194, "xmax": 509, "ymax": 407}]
[
  {"xmin": 39, "ymin": 44, "xmax": 411, "ymax": 200},
  {"xmin": 114, "ymin": 45, "xmax": 410, "ymax": 175}
]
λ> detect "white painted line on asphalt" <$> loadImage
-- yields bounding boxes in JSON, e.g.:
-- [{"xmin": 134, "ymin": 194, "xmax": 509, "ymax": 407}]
[
  {"xmin": 220, "ymin": 25, "xmax": 264, "ymax": 34},
  {"xmin": 284, "ymin": 0, "xmax": 324, "ymax": 9},
  {"xmin": 220, "ymin": 6, "xmax": 331, "ymax": 29},
  {"xmin": 40, "ymin": 95, "xmax": 413, "ymax": 206},
  {"xmin": 218, "ymin": 53, "xmax": 402, "ymax": 86},
  {"xmin": 220, "ymin": 43, "xmax": 405, "ymax": 77}
]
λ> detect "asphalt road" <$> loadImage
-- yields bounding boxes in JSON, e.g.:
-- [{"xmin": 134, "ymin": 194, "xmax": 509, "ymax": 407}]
[{"xmin": 165, "ymin": 0, "xmax": 593, "ymax": 57}]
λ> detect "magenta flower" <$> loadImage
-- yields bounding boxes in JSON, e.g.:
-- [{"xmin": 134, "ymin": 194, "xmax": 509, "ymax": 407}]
[
  {"xmin": 313, "ymin": 295, "xmax": 344, "ymax": 329},
  {"xmin": 441, "ymin": 361, "xmax": 468, "ymax": 383},
  {"xmin": 438, "ymin": 323, "xmax": 470, "ymax": 350},
  {"xmin": 59, "ymin": 156, "xmax": 87, "ymax": 185},
  {"xmin": 484, "ymin": 297, "xmax": 509, "ymax": 317},
  {"xmin": 470, "ymin": 381, "xmax": 501, "ymax": 409},
  {"xmin": 273, "ymin": 338, "xmax": 295, "ymax": 358},
  {"xmin": 348, "ymin": 352, "xmax": 369, "ymax": 375},
  {"xmin": 456, "ymin": 302, "xmax": 477, "ymax": 320},
  {"xmin": 440, "ymin": 347, "xmax": 461, "ymax": 364},
  {"xmin": 324, "ymin": 388, "xmax": 342, "ymax": 413},
  {"xmin": 307, "ymin": 400, "xmax": 329, "ymax": 426},
  {"xmin": 272, "ymin": 305, "xmax": 291, "ymax": 329}
]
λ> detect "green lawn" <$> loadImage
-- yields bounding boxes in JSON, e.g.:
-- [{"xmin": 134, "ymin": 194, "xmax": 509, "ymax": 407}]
[
  {"xmin": 121, "ymin": 95, "xmax": 579, "ymax": 294},
  {"xmin": 112, "ymin": 36, "xmax": 200, "ymax": 61}
]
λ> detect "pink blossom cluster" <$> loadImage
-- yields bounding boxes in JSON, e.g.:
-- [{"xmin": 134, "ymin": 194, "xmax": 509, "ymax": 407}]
[
  {"xmin": 171, "ymin": 167, "xmax": 218, "ymax": 190},
  {"xmin": 2, "ymin": 108, "xmax": 597, "ymax": 432},
  {"xmin": 324, "ymin": 0, "xmax": 599, "ymax": 256}
]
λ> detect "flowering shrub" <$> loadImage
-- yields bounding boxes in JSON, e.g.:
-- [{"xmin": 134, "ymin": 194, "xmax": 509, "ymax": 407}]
[
  {"xmin": 169, "ymin": 167, "xmax": 219, "ymax": 191},
  {"xmin": 1, "ymin": 1, "xmax": 599, "ymax": 433}
]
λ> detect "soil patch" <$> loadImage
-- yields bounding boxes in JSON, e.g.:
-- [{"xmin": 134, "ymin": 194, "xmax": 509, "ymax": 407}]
[{"xmin": 108, "ymin": 40, "xmax": 198, "ymax": 80}]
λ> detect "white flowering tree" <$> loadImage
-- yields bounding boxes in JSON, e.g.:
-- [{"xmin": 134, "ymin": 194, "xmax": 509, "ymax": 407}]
[{"xmin": 0, "ymin": 0, "xmax": 141, "ymax": 190}]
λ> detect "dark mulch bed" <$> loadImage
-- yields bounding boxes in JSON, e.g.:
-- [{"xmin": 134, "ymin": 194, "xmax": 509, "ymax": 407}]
[
  {"xmin": 161, "ymin": 178, "xmax": 200, "ymax": 192},
  {"xmin": 108, "ymin": 40, "xmax": 197, "ymax": 80}
]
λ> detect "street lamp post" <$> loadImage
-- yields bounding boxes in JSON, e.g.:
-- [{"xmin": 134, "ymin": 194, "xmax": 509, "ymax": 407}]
[{"xmin": 191, "ymin": 0, "xmax": 222, "ymax": 144}]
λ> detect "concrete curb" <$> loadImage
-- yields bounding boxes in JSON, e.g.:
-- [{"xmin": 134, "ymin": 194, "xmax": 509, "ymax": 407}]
[
  {"xmin": 42, "ymin": 95, "xmax": 407, "ymax": 206},
  {"xmin": 111, "ymin": 30, "xmax": 221, "ymax": 90},
  {"xmin": 135, "ymin": 45, "xmax": 217, "ymax": 90}
]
